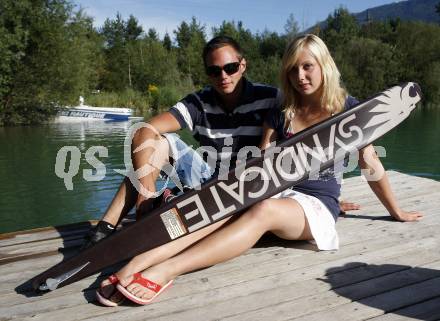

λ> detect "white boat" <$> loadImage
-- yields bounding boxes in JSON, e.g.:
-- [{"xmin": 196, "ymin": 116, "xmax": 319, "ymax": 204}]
[
  {"xmin": 57, "ymin": 96, "xmax": 134, "ymax": 121},
  {"xmin": 58, "ymin": 105, "xmax": 133, "ymax": 121}
]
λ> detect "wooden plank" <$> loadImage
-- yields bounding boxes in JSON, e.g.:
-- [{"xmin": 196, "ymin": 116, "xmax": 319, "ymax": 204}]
[
  {"xmin": 0, "ymin": 238, "xmax": 82, "ymax": 265},
  {"xmin": 5, "ymin": 249, "xmax": 435, "ymax": 321},
  {"xmin": 6, "ymin": 229, "xmax": 439, "ymax": 321},
  {"xmin": 336, "ymin": 196, "xmax": 439, "ymax": 231},
  {"xmin": 337, "ymin": 200, "xmax": 436, "ymax": 231},
  {"xmin": 338, "ymin": 208, "xmax": 438, "ymax": 241},
  {"xmin": 81, "ymin": 252, "xmax": 440, "ymax": 321},
  {"xmin": 0, "ymin": 215, "xmax": 134, "ymax": 248},
  {"xmin": 0, "ymin": 204, "xmax": 436, "ymax": 295},
  {"xmin": 1, "ymin": 196, "xmax": 431, "ymax": 287},
  {"xmin": 367, "ymin": 296, "xmax": 440, "ymax": 321},
  {"xmin": 340, "ymin": 186, "xmax": 440, "ymax": 210},
  {"xmin": 290, "ymin": 277, "xmax": 440, "ymax": 321},
  {"xmin": 0, "ymin": 212, "xmax": 435, "ymax": 305},
  {"xmin": 340, "ymin": 171, "xmax": 438, "ymax": 192},
  {"xmin": 0, "ymin": 222, "xmax": 95, "ymax": 247},
  {"xmin": 0, "ymin": 219, "xmax": 137, "ymax": 266},
  {"xmin": 0, "ymin": 172, "xmax": 434, "ymax": 265},
  {"xmin": 341, "ymin": 177, "xmax": 438, "ymax": 198},
  {"xmin": 0, "ymin": 172, "xmax": 438, "ymax": 321},
  {"xmin": 342, "ymin": 177, "xmax": 440, "ymax": 201}
]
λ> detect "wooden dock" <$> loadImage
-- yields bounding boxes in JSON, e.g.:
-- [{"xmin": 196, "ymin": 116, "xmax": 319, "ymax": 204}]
[{"xmin": 1, "ymin": 171, "xmax": 439, "ymax": 321}]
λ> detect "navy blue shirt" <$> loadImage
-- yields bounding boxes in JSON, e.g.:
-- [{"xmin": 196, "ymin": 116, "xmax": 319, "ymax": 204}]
[
  {"xmin": 169, "ymin": 78, "xmax": 281, "ymax": 171},
  {"xmin": 265, "ymin": 96, "xmax": 359, "ymax": 220}
]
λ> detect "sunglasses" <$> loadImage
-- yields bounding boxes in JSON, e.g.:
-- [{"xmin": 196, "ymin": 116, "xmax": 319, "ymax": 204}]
[{"xmin": 205, "ymin": 61, "xmax": 241, "ymax": 77}]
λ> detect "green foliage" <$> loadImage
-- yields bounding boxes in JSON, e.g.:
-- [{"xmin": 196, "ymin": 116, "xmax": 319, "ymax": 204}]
[
  {"xmin": 0, "ymin": 0, "xmax": 101, "ymax": 125},
  {"xmin": 130, "ymin": 39, "xmax": 181, "ymax": 89},
  {"xmin": 284, "ymin": 13, "xmax": 300, "ymax": 41},
  {"xmin": 174, "ymin": 17, "xmax": 207, "ymax": 87},
  {"xmin": 335, "ymin": 38, "xmax": 401, "ymax": 99},
  {"xmin": 163, "ymin": 32, "xmax": 172, "ymax": 51},
  {"xmin": 100, "ymin": 13, "xmax": 144, "ymax": 91},
  {"xmin": 85, "ymin": 88, "xmax": 147, "ymax": 113},
  {"xmin": 257, "ymin": 30, "xmax": 286, "ymax": 59},
  {"xmin": 0, "ymin": 1, "xmax": 29, "ymax": 102},
  {"xmin": 247, "ymin": 55, "xmax": 281, "ymax": 87},
  {"xmin": 322, "ymin": 7, "xmax": 360, "ymax": 46},
  {"xmin": 321, "ymin": 9, "xmax": 440, "ymax": 104},
  {"xmin": 212, "ymin": 20, "xmax": 260, "ymax": 63},
  {"xmin": 393, "ymin": 21, "xmax": 440, "ymax": 103},
  {"xmin": 1, "ymin": 5, "xmax": 440, "ymax": 126},
  {"xmin": 85, "ymin": 78, "xmax": 195, "ymax": 118},
  {"xmin": 147, "ymin": 28, "xmax": 159, "ymax": 41}
]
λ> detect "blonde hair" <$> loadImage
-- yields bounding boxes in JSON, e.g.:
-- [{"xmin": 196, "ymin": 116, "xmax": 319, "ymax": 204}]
[{"xmin": 280, "ymin": 34, "xmax": 347, "ymax": 117}]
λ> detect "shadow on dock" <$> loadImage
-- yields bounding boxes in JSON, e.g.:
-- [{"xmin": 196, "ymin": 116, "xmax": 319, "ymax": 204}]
[
  {"xmin": 319, "ymin": 262, "xmax": 440, "ymax": 320},
  {"xmin": 12, "ymin": 220, "xmax": 131, "ymax": 300}
]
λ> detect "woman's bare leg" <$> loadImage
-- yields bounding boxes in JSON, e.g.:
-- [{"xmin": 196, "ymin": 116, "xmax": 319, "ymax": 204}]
[
  {"xmin": 99, "ymin": 216, "xmax": 232, "ymax": 298},
  {"xmin": 119, "ymin": 198, "xmax": 312, "ymax": 300}
]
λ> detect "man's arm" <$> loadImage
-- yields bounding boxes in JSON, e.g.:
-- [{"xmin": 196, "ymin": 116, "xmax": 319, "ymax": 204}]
[{"xmin": 131, "ymin": 112, "xmax": 181, "ymax": 170}]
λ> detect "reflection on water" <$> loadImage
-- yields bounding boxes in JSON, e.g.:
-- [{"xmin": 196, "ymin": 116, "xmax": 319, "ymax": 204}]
[
  {"xmin": 0, "ymin": 107, "xmax": 439, "ymax": 233},
  {"xmin": 346, "ymin": 106, "xmax": 440, "ymax": 180},
  {"xmin": 0, "ymin": 120, "xmax": 141, "ymax": 233},
  {"xmin": 375, "ymin": 107, "xmax": 440, "ymax": 180}
]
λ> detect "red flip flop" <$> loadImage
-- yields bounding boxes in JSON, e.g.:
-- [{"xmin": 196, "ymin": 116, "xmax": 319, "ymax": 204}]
[
  {"xmin": 96, "ymin": 274, "xmax": 125, "ymax": 307},
  {"xmin": 116, "ymin": 272, "xmax": 173, "ymax": 305}
]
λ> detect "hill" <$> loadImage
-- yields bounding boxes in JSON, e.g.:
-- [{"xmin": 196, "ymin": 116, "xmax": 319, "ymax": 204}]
[{"xmin": 354, "ymin": 0, "xmax": 440, "ymax": 24}]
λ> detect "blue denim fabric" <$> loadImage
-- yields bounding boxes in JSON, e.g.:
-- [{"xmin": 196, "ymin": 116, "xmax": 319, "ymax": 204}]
[{"xmin": 162, "ymin": 133, "xmax": 213, "ymax": 189}]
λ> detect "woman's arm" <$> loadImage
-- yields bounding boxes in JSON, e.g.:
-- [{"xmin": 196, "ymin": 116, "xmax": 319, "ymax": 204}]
[{"xmin": 358, "ymin": 144, "xmax": 423, "ymax": 222}]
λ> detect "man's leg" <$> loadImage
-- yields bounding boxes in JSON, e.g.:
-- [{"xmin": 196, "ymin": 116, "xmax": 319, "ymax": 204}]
[
  {"xmin": 100, "ymin": 176, "xmax": 138, "ymax": 226},
  {"xmin": 82, "ymin": 134, "xmax": 170, "ymax": 249}
]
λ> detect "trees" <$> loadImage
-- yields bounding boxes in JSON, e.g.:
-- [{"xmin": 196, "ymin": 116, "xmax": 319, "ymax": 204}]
[
  {"xmin": 393, "ymin": 21, "xmax": 440, "ymax": 103},
  {"xmin": 335, "ymin": 38, "xmax": 400, "ymax": 99},
  {"xmin": 284, "ymin": 13, "xmax": 300, "ymax": 41},
  {"xmin": 147, "ymin": 28, "xmax": 159, "ymax": 41},
  {"xmin": 321, "ymin": 7, "xmax": 360, "ymax": 49},
  {"xmin": 212, "ymin": 20, "xmax": 259, "ymax": 62},
  {"xmin": 2, "ymin": 3, "xmax": 440, "ymax": 125},
  {"xmin": 163, "ymin": 32, "xmax": 172, "ymax": 51},
  {"xmin": 0, "ymin": 0, "xmax": 101, "ymax": 125},
  {"xmin": 0, "ymin": 0, "xmax": 29, "ymax": 121},
  {"xmin": 100, "ymin": 13, "xmax": 143, "ymax": 91},
  {"xmin": 174, "ymin": 17, "xmax": 207, "ymax": 87},
  {"xmin": 320, "ymin": 9, "xmax": 440, "ymax": 105}
]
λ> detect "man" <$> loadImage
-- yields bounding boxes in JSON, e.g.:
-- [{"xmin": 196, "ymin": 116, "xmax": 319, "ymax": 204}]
[{"xmin": 82, "ymin": 36, "xmax": 281, "ymax": 248}]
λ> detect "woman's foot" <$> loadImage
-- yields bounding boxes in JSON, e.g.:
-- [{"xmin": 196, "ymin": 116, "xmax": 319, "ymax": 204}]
[
  {"xmin": 96, "ymin": 274, "xmax": 125, "ymax": 307},
  {"xmin": 116, "ymin": 268, "xmax": 174, "ymax": 305}
]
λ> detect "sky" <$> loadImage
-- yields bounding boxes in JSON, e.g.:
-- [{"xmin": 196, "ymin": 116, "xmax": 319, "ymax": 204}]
[{"xmin": 72, "ymin": 0, "xmax": 403, "ymax": 38}]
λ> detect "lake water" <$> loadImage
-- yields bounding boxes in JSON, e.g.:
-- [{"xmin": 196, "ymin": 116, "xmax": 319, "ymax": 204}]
[{"xmin": 0, "ymin": 107, "xmax": 439, "ymax": 233}]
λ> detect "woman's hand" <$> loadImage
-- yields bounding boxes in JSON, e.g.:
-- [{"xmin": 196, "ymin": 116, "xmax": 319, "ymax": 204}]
[
  {"xmin": 339, "ymin": 200, "xmax": 361, "ymax": 213},
  {"xmin": 391, "ymin": 209, "xmax": 423, "ymax": 222}
]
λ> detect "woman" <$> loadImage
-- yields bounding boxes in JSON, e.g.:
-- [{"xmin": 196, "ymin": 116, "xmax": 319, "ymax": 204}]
[{"xmin": 96, "ymin": 34, "xmax": 422, "ymax": 306}]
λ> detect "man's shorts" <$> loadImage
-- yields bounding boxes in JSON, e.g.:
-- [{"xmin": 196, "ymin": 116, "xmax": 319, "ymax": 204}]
[{"xmin": 161, "ymin": 133, "xmax": 213, "ymax": 190}]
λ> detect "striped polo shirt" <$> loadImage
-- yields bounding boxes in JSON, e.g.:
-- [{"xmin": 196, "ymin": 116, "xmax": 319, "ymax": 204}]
[{"xmin": 169, "ymin": 78, "xmax": 281, "ymax": 173}]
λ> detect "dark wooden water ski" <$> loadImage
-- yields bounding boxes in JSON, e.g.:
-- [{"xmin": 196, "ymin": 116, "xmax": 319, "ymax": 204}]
[{"xmin": 31, "ymin": 82, "xmax": 422, "ymax": 291}]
